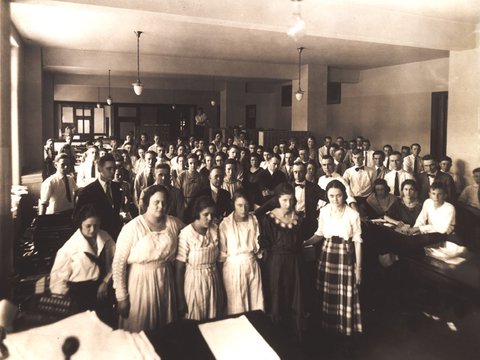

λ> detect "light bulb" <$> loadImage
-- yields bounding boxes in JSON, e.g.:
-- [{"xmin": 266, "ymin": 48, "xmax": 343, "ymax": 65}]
[
  {"xmin": 171, "ymin": 104, "xmax": 176, "ymax": 110},
  {"xmin": 107, "ymin": 97, "xmax": 112, "ymax": 105},
  {"xmin": 132, "ymin": 81, "xmax": 143, "ymax": 95},
  {"xmin": 295, "ymin": 90, "xmax": 304, "ymax": 101},
  {"xmin": 210, "ymin": 100, "xmax": 216, "ymax": 107},
  {"xmin": 288, "ymin": 14, "xmax": 306, "ymax": 41},
  {"xmin": 96, "ymin": 103, "xmax": 101, "ymax": 108}
]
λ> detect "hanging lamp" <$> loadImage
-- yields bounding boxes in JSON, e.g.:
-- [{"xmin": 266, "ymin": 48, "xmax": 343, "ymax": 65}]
[
  {"xmin": 132, "ymin": 30, "xmax": 144, "ymax": 95},
  {"xmin": 106, "ymin": 69, "xmax": 113, "ymax": 105},
  {"xmin": 295, "ymin": 47, "xmax": 305, "ymax": 101}
]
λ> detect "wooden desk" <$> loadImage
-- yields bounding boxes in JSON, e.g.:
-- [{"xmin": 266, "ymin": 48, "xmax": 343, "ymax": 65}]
[{"xmin": 146, "ymin": 311, "xmax": 289, "ymax": 360}]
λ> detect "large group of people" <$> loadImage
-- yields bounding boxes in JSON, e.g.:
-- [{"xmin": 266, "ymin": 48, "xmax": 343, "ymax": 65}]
[{"xmin": 42, "ymin": 129, "xmax": 479, "ymax": 343}]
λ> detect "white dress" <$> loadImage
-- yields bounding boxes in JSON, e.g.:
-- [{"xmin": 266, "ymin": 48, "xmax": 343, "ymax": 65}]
[
  {"xmin": 176, "ymin": 224, "xmax": 223, "ymax": 321},
  {"xmin": 113, "ymin": 215, "xmax": 184, "ymax": 332},
  {"xmin": 219, "ymin": 213, "xmax": 264, "ymax": 315}
]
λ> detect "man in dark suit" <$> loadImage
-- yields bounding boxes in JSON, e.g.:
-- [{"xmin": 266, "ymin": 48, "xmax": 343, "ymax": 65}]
[
  {"xmin": 138, "ymin": 163, "xmax": 185, "ymax": 221},
  {"xmin": 257, "ymin": 154, "xmax": 287, "ymax": 205},
  {"xmin": 74, "ymin": 153, "xmax": 123, "ymax": 240},
  {"xmin": 417, "ymin": 155, "xmax": 456, "ymax": 203},
  {"xmin": 188, "ymin": 166, "xmax": 232, "ymax": 223}
]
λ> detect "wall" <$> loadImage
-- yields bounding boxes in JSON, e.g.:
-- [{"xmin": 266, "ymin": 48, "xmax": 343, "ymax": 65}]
[
  {"xmin": 327, "ymin": 58, "xmax": 449, "ymax": 151},
  {"xmin": 447, "ymin": 46, "xmax": 480, "ymax": 185}
]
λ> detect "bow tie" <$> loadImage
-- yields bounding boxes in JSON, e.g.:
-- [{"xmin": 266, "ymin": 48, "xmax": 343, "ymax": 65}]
[
  {"xmin": 355, "ymin": 166, "xmax": 364, "ymax": 171},
  {"xmin": 295, "ymin": 183, "xmax": 305, "ymax": 189},
  {"xmin": 428, "ymin": 174, "xmax": 436, "ymax": 178},
  {"xmin": 324, "ymin": 175, "xmax": 332, "ymax": 178}
]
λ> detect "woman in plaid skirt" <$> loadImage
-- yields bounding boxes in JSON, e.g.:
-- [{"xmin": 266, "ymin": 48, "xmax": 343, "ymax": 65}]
[{"xmin": 305, "ymin": 179, "xmax": 363, "ymax": 336}]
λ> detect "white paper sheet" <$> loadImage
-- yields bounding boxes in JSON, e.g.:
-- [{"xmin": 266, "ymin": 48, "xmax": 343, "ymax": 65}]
[
  {"xmin": 198, "ymin": 315, "xmax": 280, "ymax": 360},
  {"xmin": 4, "ymin": 311, "xmax": 160, "ymax": 360}
]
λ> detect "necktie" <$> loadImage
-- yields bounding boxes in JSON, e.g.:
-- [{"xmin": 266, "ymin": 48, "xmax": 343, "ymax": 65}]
[
  {"xmin": 386, "ymin": 158, "xmax": 390, "ymax": 170},
  {"xmin": 106, "ymin": 181, "xmax": 113, "ymax": 205},
  {"xmin": 364, "ymin": 151, "xmax": 368, "ymax": 166},
  {"xmin": 147, "ymin": 171, "xmax": 154, "ymax": 186},
  {"xmin": 376, "ymin": 167, "xmax": 381, "ymax": 177},
  {"xmin": 413, "ymin": 156, "xmax": 418, "ymax": 173},
  {"xmin": 63, "ymin": 176, "xmax": 72, "ymax": 202},
  {"xmin": 91, "ymin": 162, "xmax": 96, "ymax": 178},
  {"xmin": 356, "ymin": 166, "xmax": 364, "ymax": 172},
  {"xmin": 428, "ymin": 174, "xmax": 436, "ymax": 178},
  {"xmin": 394, "ymin": 171, "xmax": 400, "ymax": 196},
  {"xmin": 295, "ymin": 183, "xmax": 305, "ymax": 189}
]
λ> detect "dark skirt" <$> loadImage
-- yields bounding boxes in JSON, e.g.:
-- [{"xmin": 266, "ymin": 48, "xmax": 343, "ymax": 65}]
[
  {"xmin": 264, "ymin": 252, "xmax": 302, "ymax": 323},
  {"xmin": 316, "ymin": 236, "xmax": 362, "ymax": 335}
]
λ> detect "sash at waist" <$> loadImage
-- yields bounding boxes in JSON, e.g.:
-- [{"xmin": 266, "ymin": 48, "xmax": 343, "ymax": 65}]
[
  {"xmin": 224, "ymin": 252, "xmax": 256, "ymax": 264},
  {"xmin": 186, "ymin": 263, "xmax": 216, "ymax": 270},
  {"xmin": 129, "ymin": 260, "xmax": 170, "ymax": 270}
]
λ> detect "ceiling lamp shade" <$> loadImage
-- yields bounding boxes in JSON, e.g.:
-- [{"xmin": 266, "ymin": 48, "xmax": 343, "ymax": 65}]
[
  {"xmin": 295, "ymin": 46, "xmax": 305, "ymax": 101},
  {"xmin": 106, "ymin": 69, "xmax": 113, "ymax": 105},
  {"xmin": 287, "ymin": 0, "xmax": 306, "ymax": 42},
  {"xmin": 132, "ymin": 30, "xmax": 144, "ymax": 96}
]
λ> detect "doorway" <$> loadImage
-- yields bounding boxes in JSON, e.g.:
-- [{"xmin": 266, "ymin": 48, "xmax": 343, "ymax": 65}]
[{"xmin": 430, "ymin": 91, "xmax": 448, "ymax": 159}]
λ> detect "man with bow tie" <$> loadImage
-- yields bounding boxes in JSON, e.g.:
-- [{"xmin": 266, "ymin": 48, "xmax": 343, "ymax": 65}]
[
  {"xmin": 343, "ymin": 149, "xmax": 376, "ymax": 209},
  {"xmin": 417, "ymin": 155, "xmax": 456, "ymax": 203}
]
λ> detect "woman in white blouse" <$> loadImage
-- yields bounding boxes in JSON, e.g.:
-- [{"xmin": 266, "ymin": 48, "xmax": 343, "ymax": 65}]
[
  {"xmin": 219, "ymin": 189, "xmax": 264, "ymax": 315},
  {"xmin": 112, "ymin": 185, "xmax": 184, "ymax": 332},
  {"xmin": 305, "ymin": 179, "xmax": 363, "ymax": 336},
  {"xmin": 50, "ymin": 204, "xmax": 115, "ymax": 313}
]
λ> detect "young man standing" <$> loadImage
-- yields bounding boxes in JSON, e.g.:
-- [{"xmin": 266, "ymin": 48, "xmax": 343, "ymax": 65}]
[{"xmin": 384, "ymin": 151, "xmax": 414, "ymax": 196}]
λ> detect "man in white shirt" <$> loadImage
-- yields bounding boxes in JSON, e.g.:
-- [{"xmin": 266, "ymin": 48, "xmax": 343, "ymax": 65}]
[
  {"xmin": 170, "ymin": 144, "xmax": 186, "ymax": 173},
  {"xmin": 76, "ymin": 145, "xmax": 99, "ymax": 188},
  {"xmin": 39, "ymin": 154, "xmax": 78, "ymax": 215},
  {"xmin": 318, "ymin": 136, "xmax": 332, "ymax": 158},
  {"xmin": 133, "ymin": 150, "xmax": 157, "ymax": 207},
  {"xmin": 382, "ymin": 144, "xmax": 393, "ymax": 170},
  {"xmin": 343, "ymin": 149, "xmax": 376, "ymax": 203},
  {"xmin": 458, "ymin": 167, "xmax": 480, "ymax": 211},
  {"xmin": 411, "ymin": 182, "xmax": 455, "ymax": 235},
  {"xmin": 318, "ymin": 155, "xmax": 358, "ymax": 211},
  {"xmin": 361, "ymin": 139, "xmax": 375, "ymax": 168},
  {"xmin": 403, "ymin": 143, "xmax": 423, "ymax": 174},
  {"xmin": 384, "ymin": 151, "xmax": 414, "ymax": 196}
]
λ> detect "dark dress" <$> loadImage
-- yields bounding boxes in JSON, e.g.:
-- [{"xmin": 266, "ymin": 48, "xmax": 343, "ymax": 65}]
[
  {"xmin": 260, "ymin": 211, "xmax": 303, "ymax": 332},
  {"xmin": 386, "ymin": 200, "xmax": 422, "ymax": 226}
]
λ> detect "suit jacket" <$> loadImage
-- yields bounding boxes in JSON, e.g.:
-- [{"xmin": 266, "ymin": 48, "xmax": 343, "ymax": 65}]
[
  {"xmin": 187, "ymin": 187, "xmax": 233, "ymax": 223},
  {"xmin": 374, "ymin": 166, "xmax": 389, "ymax": 180},
  {"xmin": 257, "ymin": 169, "xmax": 287, "ymax": 204},
  {"xmin": 139, "ymin": 184, "xmax": 186, "ymax": 221},
  {"xmin": 417, "ymin": 171, "xmax": 457, "ymax": 203},
  {"xmin": 74, "ymin": 179, "xmax": 123, "ymax": 240}
]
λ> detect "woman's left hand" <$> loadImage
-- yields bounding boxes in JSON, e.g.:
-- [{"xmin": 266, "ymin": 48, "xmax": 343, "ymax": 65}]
[
  {"xmin": 97, "ymin": 281, "xmax": 108, "ymax": 301},
  {"xmin": 355, "ymin": 267, "xmax": 362, "ymax": 285}
]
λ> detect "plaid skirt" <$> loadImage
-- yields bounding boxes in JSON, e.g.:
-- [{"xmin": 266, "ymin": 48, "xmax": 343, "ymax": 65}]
[{"xmin": 316, "ymin": 236, "xmax": 362, "ymax": 335}]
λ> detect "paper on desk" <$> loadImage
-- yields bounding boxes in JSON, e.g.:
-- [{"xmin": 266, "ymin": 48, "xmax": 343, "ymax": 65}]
[
  {"xmin": 425, "ymin": 241, "xmax": 467, "ymax": 265},
  {"xmin": 4, "ymin": 311, "xmax": 160, "ymax": 360},
  {"xmin": 198, "ymin": 315, "xmax": 280, "ymax": 360}
]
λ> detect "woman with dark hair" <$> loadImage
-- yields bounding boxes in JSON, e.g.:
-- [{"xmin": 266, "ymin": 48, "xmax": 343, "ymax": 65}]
[
  {"xmin": 175, "ymin": 196, "xmax": 224, "ymax": 320},
  {"xmin": 305, "ymin": 159, "xmax": 319, "ymax": 183},
  {"xmin": 260, "ymin": 182, "xmax": 304, "ymax": 340},
  {"xmin": 306, "ymin": 136, "xmax": 319, "ymax": 164},
  {"xmin": 306, "ymin": 179, "xmax": 363, "ymax": 336},
  {"xmin": 385, "ymin": 179, "xmax": 422, "ymax": 227},
  {"xmin": 112, "ymin": 185, "xmax": 184, "ymax": 332},
  {"xmin": 219, "ymin": 189, "xmax": 264, "ymax": 315},
  {"xmin": 50, "ymin": 204, "xmax": 115, "ymax": 313},
  {"xmin": 366, "ymin": 178, "xmax": 398, "ymax": 218}
]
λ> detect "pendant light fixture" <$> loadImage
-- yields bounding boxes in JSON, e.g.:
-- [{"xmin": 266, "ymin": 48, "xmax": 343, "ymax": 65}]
[
  {"xmin": 132, "ymin": 30, "xmax": 144, "ymax": 96},
  {"xmin": 295, "ymin": 47, "xmax": 305, "ymax": 101},
  {"xmin": 210, "ymin": 77, "xmax": 216, "ymax": 107},
  {"xmin": 106, "ymin": 69, "xmax": 113, "ymax": 105},
  {"xmin": 287, "ymin": 0, "xmax": 306, "ymax": 42},
  {"xmin": 96, "ymin": 87, "xmax": 101, "ymax": 108}
]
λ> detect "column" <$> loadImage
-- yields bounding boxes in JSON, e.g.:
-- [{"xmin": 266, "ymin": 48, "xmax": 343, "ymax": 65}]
[{"xmin": 0, "ymin": 0, "xmax": 13, "ymax": 298}]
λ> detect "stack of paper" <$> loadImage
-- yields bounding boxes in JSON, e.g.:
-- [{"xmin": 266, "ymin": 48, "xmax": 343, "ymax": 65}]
[
  {"xmin": 4, "ymin": 311, "xmax": 159, "ymax": 360},
  {"xmin": 425, "ymin": 241, "xmax": 467, "ymax": 265},
  {"xmin": 198, "ymin": 315, "xmax": 280, "ymax": 360}
]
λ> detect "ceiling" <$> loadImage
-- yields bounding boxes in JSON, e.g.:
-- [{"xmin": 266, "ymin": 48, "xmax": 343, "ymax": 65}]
[{"xmin": 10, "ymin": 0, "xmax": 480, "ymax": 82}]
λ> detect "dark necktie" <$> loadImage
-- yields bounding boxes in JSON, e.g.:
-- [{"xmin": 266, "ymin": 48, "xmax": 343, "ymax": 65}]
[
  {"xmin": 63, "ymin": 176, "xmax": 72, "ymax": 202},
  {"xmin": 355, "ymin": 166, "xmax": 364, "ymax": 172},
  {"xmin": 428, "ymin": 174, "xmax": 436, "ymax": 178},
  {"xmin": 386, "ymin": 158, "xmax": 390, "ymax": 170},
  {"xmin": 364, "ymin": 151, "xmax": 368, "ymax": 166},
  {"xmin": 376, "ymin": 167, "xmax": 381, "ymax": 177},
  {"xmin": 394, "ymin": 171, "xmax": 400, "ymax": 196},
  {"xmin": 413, "ymin": 157, "xmax": 418, "ymax": 173},
  {"xmin": 91, "ymin": 162, "xmax": 96, "ymax": 178},
  {"xmin": 147, "ymin": 171, "xmax": 154, "ymax": 187},
  {"xmin": 106, "ymin": 181, "xmax": 113, "ymax": 206}
]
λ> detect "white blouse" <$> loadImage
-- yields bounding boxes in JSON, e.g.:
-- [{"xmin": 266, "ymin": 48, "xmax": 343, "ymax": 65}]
[
  {"xmin": 314, "ymin": 203, "xmax": 363, "ymax": 243},
  {"xmin": 218, "ymin": 213, "xmax": 261, "ymax": 262},
  {"xmin": 50, "ymin": 229, "xmax": 115, "ymax": 295}
]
